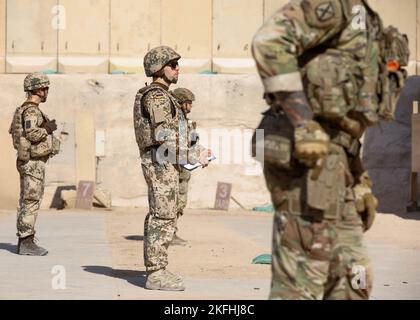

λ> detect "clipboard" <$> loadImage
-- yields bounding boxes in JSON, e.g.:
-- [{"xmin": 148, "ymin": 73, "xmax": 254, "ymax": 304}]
[{"xmin": 182, "ymin": 156, "xmax": 216, "ymax": 171}]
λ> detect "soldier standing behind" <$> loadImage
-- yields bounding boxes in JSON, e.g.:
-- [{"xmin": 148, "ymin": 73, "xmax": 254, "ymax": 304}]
[
  {"xmin": 251, "ymin": 0, "xmax": 408, "ymax": 299},
  {"xmin": 9, "ymin": 73, "xmax": 60, "ymax": 256},
  {"xmin": 170, "ymin": 88, "xmax": 209, "ymax": 246},
  {"xmin": 133, "ymin": 47, "xmax": 209, "ymax": 291}
]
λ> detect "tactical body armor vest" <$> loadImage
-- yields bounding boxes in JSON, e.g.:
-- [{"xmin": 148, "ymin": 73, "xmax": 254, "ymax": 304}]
[
  {"xmin": 9, "ymin": 102, "xmax": 36, "ymax": 150},
  {"xmin": 9, "ymin": 102, "xmax": 57, "ymax": 161},
  {"xmin": 133, "ymin": 84, "xmax": 179, "ymax": 151}
]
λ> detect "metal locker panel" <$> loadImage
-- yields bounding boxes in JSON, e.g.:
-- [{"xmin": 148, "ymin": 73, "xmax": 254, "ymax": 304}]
[
  {"xmin": 6, "ymin": 0, "xmax": 58, "ymax": 73},
  {"xmin": 212, "ymin": 0, "xmax": 263, "ymax": 74},
  {"xmin": 110, "ymin": 0, "xmax": 161, "ymax": 74},
  {"xmin": 161, "ymin": 0, "xmax": 212, "ymax": 73},
  {"xmin": 58, "ymin": 0, "xmax": 110, "ymax": 73}
]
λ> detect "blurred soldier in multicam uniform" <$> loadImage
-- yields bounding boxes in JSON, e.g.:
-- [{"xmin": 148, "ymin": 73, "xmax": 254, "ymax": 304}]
[
  {"xmin": 170, "ymin": 88, "xmax": 202, "ymax": 246},
  {"xmin": 9, "ymin": 73, "xmax": 61, "ymax": 256},
  {"xmin": 251, "ymin": 0, "xmax": 409, "ymax": 299},
  {"xmin": 133, "ymin": 46, "xmax": 210, "ymax": 291}
]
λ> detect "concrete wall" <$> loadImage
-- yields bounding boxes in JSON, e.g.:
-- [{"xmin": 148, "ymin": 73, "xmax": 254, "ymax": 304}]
[
  {"xmin": 6, "ymin": 0, "xmax": 58, "ymax": 73},
  {"xmin": 0, "ymin": 0, "xmax": 5, "ymax": 73},
  {"xmin": 1, "ymin": 72, "xmax": 419, "ymax": 212},
  {"xmin": 0, "ymin": 73, "xmax": 270, "ymax": 210},
  {"xmin": 109, "ymin": 0, "xmax": 160, "ymax": 73},
  {"xmin": 162, "ymin": 0, "xmax": 212, "ymax": 73},
  {"xmin": 0, "ymin": 0, "xmax": 418, "ymax": 74}
]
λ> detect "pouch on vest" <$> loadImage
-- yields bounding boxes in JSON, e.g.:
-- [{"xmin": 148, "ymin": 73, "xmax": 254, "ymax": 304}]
[
  {"xmin": 304, "ymin": 49, "xmax": 360, "ymax": 121},
  {"xmin": 17, "ymin": 136, "xmax": 31, "ymax": 162},
  {"xmin": 51, "ymin": 136, "xmax": 61, "ymax": 156},
  {"xmin": 31, "ymin": 138, "xmax": 52, "ymax": 158},
  {"xmin": 306, "ymin": 147, "xmax": 346, "ymax": 220},
  {"xmin": 252, "ymin": 108, "xmax": 293, "ymax": 170},
  {"xmin": 9, "ymin": 103, "xmax": 35, "ymax": 151}
]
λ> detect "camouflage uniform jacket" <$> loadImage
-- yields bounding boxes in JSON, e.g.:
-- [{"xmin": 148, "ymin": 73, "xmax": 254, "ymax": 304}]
[{"xmin": 252, "ymin": 0, "xmax": 382, "ymax": 126}]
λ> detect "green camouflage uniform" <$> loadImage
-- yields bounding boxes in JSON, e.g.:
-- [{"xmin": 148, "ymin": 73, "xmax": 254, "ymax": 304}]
[
  {"xmin": 252, "ymin": 0, "xmax": 408, "ymax": 300},
  {"xmin": 170, "ymin": 88, "xmax": 201, "ymax": 235}
]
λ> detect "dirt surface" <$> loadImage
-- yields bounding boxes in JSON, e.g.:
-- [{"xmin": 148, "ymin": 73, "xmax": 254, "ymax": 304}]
[
  {"xmin": 105, "ymin": 208, "xmax": 272, "ymax": 280},
  {"xmin": 365, "ymin": 213, "xmax": 420, "ymax": 250}
]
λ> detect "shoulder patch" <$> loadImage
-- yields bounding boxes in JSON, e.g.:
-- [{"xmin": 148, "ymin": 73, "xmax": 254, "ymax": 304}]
[
  {"xmin": 301, "ymin": 0, "xmax": 343, "ymax": 28},
  {"xmin": 315, "ymin": 2, "xmax": 335, "ymax": 22}
]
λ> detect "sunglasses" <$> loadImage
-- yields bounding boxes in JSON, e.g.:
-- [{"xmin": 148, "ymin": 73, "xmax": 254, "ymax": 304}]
[{"xmin": 166, "ymin": 60, "xmax": 179, "ymax": 69}]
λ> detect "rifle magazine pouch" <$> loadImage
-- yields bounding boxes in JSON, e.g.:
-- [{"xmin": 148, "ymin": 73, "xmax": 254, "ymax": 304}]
[
  {"xmin": 306, "ymin": 152, "xmax": 346, "ymax": 220},
  {"xmin": 31, "ymin": 138, "xmax": 52, "ymax": 158},
  {"xmin": 18, "ymin": 137, "xmax": 31, "ymax": 162},
  {"xmin": 304, "ymin": 50, "xmax": 358, "ymax": 120},
  {"xmin": 51, "ymin": 136, "xmax": 61, "ymax": 156}
]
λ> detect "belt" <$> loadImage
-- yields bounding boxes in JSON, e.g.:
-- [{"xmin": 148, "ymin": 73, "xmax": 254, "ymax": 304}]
[{"xmin": 278, "ymin": 197, "xmax": 341, "ymax": 223}]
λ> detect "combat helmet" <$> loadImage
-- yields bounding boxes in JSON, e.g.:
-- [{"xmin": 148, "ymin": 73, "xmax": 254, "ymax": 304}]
[
  {"xmin": 172, "ymin": 88, "xmax": 195, "ymax": 104},
  {"xmin": 143, "ymin": 46, "xmax": 181, "ymax": 77},
  {"xmin": 24, "ymin": 73, "xmax": 50, "ymax": 92}
]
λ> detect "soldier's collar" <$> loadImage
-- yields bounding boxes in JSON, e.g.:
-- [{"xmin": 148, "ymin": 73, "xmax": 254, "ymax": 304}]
[
  {"xmin": 22, "ymin": 101, "xmax": 39, "ymax": 107},
  {"xmin": 151, "ymin": 81, "xmax": 169, "ymax": 91}
]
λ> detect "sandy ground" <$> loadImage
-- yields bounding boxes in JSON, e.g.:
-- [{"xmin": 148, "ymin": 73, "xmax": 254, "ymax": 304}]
[
  {"xmin": 1, "ymin": 207, "xmax": 419, "ymax": 299},
  {"xmin": 105, "ymin": 208, "xmax": 272, "ymax": 280},
  {"xmin": 365, "ymin": 212, "xmax": 420, "ymax": 250}
]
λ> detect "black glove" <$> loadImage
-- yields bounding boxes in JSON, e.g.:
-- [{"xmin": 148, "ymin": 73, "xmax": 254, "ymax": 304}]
[{"xmin": 44, "ymin": 119, "xmax": 57, "ymax": 134}]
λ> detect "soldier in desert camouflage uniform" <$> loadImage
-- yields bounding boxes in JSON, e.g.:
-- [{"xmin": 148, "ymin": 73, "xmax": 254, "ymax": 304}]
[
  {"xmin": 133, "ymin": 46, "xmax": 209, "ymax": 291},
  {"xmin": 9, "ymin": 73, "xmax": 61, "ymax": 256},
  {"xmin": 251, "ymin": 0, "xmax": 409, "ymax": 299},
  {"xmin": 170, "ymin": 88, "xmax": 203, "ymax": 246}
]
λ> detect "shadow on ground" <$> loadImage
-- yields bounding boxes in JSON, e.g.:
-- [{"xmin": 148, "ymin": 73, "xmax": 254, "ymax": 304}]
[
  {"xmin": 82, "ymin": 266, "xmax": 147, "ymax": 288},
  {"xmin": 124, "ymin": 235, "xmax": 144, "ymax": 241},
  {"xmin": 0, "ymin": 243, "xmax": 17, "ymax": 254}
]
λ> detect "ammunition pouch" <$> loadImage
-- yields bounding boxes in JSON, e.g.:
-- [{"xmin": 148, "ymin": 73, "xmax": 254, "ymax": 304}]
[
  {"xmin": 17, "ymin": 137, "xmax": 31, "ymax": 162},
  {"xmin": 304, "ymin": 49, "xmax": 360, "ymax": 121},
  {"xmin": 51, "ymin": 136, "xmax": 61, "ymax": 157},
  {"xmin": 273, "ymin": 145, "xmax": 348, "ymax": 223},
  {"xmin": 305, "ymin": 146, "xmax": 347, "ymax": 221},
  {"xmin": 30, "ymin": 137, "xmax": 52, "ymax": 158},
  {"xmin": 252, "ymin": 108, "xmax": 294, "ymax": 170}
]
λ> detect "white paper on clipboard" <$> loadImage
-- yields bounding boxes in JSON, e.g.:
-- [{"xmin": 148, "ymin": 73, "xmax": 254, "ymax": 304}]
[{"xmin": 182, "ymin": 156, "xmax": 216, "ymax": 171}]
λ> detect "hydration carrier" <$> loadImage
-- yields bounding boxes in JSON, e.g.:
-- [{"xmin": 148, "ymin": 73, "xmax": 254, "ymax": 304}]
[
  {"xmin": 376, "ymin": 25, "xmax": 410, "ymax": 121},
  {"xmin": 133, "ymin": 84, "xmax": 179, "ymax": 150}
]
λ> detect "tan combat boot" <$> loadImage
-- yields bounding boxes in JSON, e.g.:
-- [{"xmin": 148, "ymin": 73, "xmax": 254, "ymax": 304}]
[
  {"xmin": 17, "ymin": 235, "xmax": 48, "ymax": 256},
  {"xmin": 145, "ymin": 269, "xmax": 185, "ymax": 291}
]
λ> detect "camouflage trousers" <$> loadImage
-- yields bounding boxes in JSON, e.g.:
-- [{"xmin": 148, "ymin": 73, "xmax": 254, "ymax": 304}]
[
  {"xmin": 16, "ymin": 159, "xmax": 46, "ymax": 239},
  {"xmin": 175, "ymin": 168, "xmax": 191, "ymax": 234},
  {"xmin": 264, "ymin": 147, "xmax": 373, "ymax": 300},
  {"xmin": 141, "ymin": 152, "xmax": 179, "ymax": 272}
]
